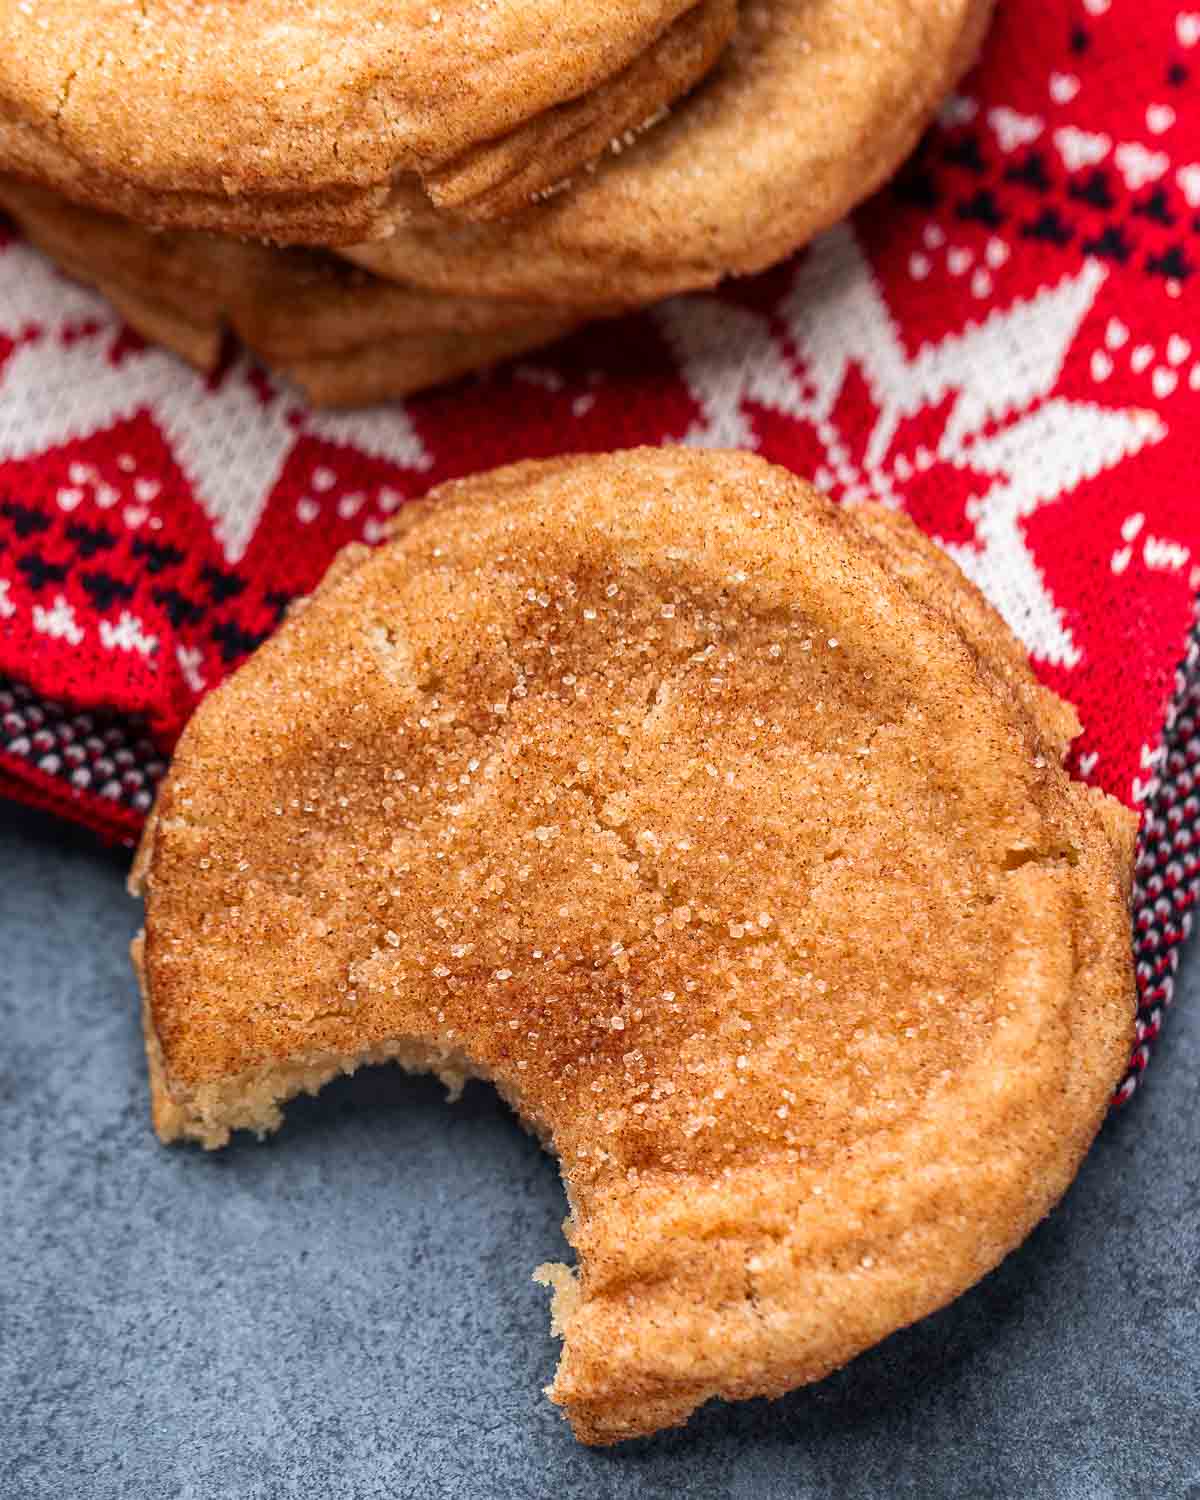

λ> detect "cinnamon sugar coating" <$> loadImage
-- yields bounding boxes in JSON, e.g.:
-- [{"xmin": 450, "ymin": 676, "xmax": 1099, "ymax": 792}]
[
  {"xmin": 0, "ymin": 177, "xmax": 580, "ymax": 405},
  {"xmin": 0, "ymin": 0, "xmax": 992, "ymax": 403},
  {"xmin": 0, "ymin": 0, "xmax": 725, "ymax": 243},
  {"xmin": 132, "ymin": 449, "xmax": 1135, "ymax": 1443},
  {"xmin": 345, "ymin": 0, "xmax": 994, "ymax": 303}
]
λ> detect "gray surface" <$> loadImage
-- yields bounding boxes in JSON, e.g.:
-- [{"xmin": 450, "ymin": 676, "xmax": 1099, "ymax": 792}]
[{"xmin": 1, "ymin": 801, "xmax": 1197, "ymax": 1500}]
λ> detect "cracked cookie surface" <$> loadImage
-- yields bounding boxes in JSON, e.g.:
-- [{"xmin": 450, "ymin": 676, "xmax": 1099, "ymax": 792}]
[{"xmin": 132, "ymin": 448, "xmax": 1134, "ymax": 1443}]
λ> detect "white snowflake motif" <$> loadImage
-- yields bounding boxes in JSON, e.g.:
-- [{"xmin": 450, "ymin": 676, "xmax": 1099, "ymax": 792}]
[
  {"xmin": 175, "ymin": 644, "xmax": 206, "ymax": 695},
  {"xmin": 0, "ymin": 241, "xmax": 432, "ymax": 564},
  {"xmin": 32, "ymin": 593, "xmax": 84, "ymax": 645},
  {"xmin": 99, "ymin": 611, "xmax": 157, "ymax": 657},
  {"xmin": 657, "ymin": 223, "xmax": 1167, "ymax": 669}
]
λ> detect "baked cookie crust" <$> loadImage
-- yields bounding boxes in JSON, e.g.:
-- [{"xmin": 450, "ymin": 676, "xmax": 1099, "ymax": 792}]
[
  {"xmin": 0, "ymin": 0, "xmax": 724, "ymax": 242},
  {"xmin": 346, "ymin": 0, "xmax": 995, "ymax": 302},
  {"xmin": 131, "ymin": 448, "xmax": 1134, "ymax": 1443}
]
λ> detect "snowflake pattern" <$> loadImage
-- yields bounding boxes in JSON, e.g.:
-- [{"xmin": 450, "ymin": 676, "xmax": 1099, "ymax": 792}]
[{"xmin": 661, "ymin": 225, "xmax": 1171, "ymax": 672}]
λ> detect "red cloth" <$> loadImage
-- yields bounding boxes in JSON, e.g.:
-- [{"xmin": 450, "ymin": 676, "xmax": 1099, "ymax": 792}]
[{"xmin": 1, "ymin": 0, "xmax": 1197, "ymax": 1100}]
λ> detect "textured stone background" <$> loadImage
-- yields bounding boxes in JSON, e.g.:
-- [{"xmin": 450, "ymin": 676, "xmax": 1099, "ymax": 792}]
[{"xmin": 2, "ymin": 801, "xmax": 1198, "ymax": 1499}]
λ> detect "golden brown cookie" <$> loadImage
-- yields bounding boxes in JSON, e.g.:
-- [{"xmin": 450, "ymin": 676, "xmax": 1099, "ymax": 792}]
[
  {"xmin": 269, "ymin": 318, "xmax": 579, "ymax": 407},
  {"xmin": 347, "ymin": 0, "xmax": 994, "ymax": 303},
  {"xmin": 0, "ymin": 0, "xmax": 728, "ymax": 243},
  {"xmin": 131, "ymin": 448, "xmax": 1134, "ymax": 1444},
  {"xmin": 0, "ymin": 0, "xmax": 994, "ymax": 403},
  {"xmin": 101, "ymin": 277, "xmax": 573, "ymax": 406},
  {"xmin": 0, "ymin": 179, "xmax": 579, "ymax": 403},
  {"xmin": 423, "ymin": 0, "xmax": 736, "ymax": 222},
  {"xmin": 0, "ymin": 178, "xmax": 568, "ymax": 341},
  {"xmin": 95, "ymin": 281, "xmax": 224, "ymax": 374}
]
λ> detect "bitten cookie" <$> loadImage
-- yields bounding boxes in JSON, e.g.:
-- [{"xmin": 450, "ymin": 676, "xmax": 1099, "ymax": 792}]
[{"xmin": 131, "ymin": 448, "xmax": 1134, "ymax": 1443}]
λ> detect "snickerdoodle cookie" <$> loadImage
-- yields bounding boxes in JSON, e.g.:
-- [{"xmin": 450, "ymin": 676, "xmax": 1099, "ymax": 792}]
[
  {"xmin": 0, "ymin": 177, "xmax": 581, "ymax": 403},
  {"xmin": 346, "ymin": 0, "xmax": 994, "ymax": 304},
  {"xmin": 0, "ymin": 0, "xmax": 731, "ymax": 242},
  {"xmin": 1, "ymin": 0, "xmax": 993, "ymax": 402},
  {"xmin": 131, "ymin": 448, "xmax": 1134, "ymax": 1443}
]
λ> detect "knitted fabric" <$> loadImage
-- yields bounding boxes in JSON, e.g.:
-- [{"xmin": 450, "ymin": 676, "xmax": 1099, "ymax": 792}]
[{"xmin": 1, "ymin": 0, "xmax": 1197, "ymax": 1100}]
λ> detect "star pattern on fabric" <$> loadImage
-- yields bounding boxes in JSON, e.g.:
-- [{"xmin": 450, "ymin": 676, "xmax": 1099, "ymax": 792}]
[
  {"xmin": 0, "ymin": 245, "xmax": 431, "ymax": 565},
  {"xmin": 659, "ymin": 223, "xmax": 1167, "ymax": 668}
]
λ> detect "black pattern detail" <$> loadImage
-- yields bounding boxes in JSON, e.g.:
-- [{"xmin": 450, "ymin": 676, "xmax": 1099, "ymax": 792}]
[
  {"xmin": 0, "ymin": 674, "xmax": 164, "ymax": 827},
  {"xmin": 1147, "ymin": 246, "xmax": 1195, "ymax": 281},
  {"xmin": 16, "ymin": 552, "xmax": 69, "ymax": 590},
  {"xmin": 1133, "ymin": 188, "xmax": 1176, "ymax": 227},
  {"xmin": 1119, "ymin": 601, "xmax": 1200, "ymax": 1104},
  {"xmin": 80, "ymin": 572, "xmax": 136, "ymax": 611},
  {"xmin": 265, "ymin": 590, "xmax": 294, "ymax": 625},
  {"xmin": 211, "ymin": 620, "xmax": 270, "ymax": 663},
  {"xmin": 944, "ymin": 135, "xmax": 988, "ymax": 175},
  {"xmin": 131, "ymin": 538, "xmax": 186, "ymax": 575},
  {"xmin": 1023, "ymin": 209, "xmax": 1075, "ymax": 246},
  {"xmin": 1070, "ymin": 24, "xmax": 1089, "ymax": 54},
  {"xmin": 1083, "ymin": 225, "xmax": 1135, "ymax": 263},
  {"xmin": 200, "ymin": 565, "xmax": 247, "ymax": 604},
  {"xmin": 152, "ymin": 588, "xmax": 206, "ymax": 629},
  {"xmin": 0, "ymin": 500, "xmax": 51, "ymax": 539},
  {"xmin": 956, "ymin": 189, "xmax": 1006, "ymax": 227},
  {"xmin": 1004, "ymin": 152, "xmax": 1052, "ymax": 192},
  {"xmin": 66, "ymin": 523, "xmax": 118, "ymax": 559},
  {"xmin": 893, "ymin": 166, "xmax": 942, "ymax": 211},
  {"xmin": 1069, "ymin": 170, "xmax": 1116, "ymax": 211},
  {"xmin": 1167, "ymin": 62, "xmax": 1189, "ymax": 87}
]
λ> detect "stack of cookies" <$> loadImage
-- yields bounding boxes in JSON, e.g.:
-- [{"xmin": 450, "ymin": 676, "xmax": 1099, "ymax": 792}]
[{"xmin": 0, "ymin": 0, "xmax": 992, "ymax": 405}]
